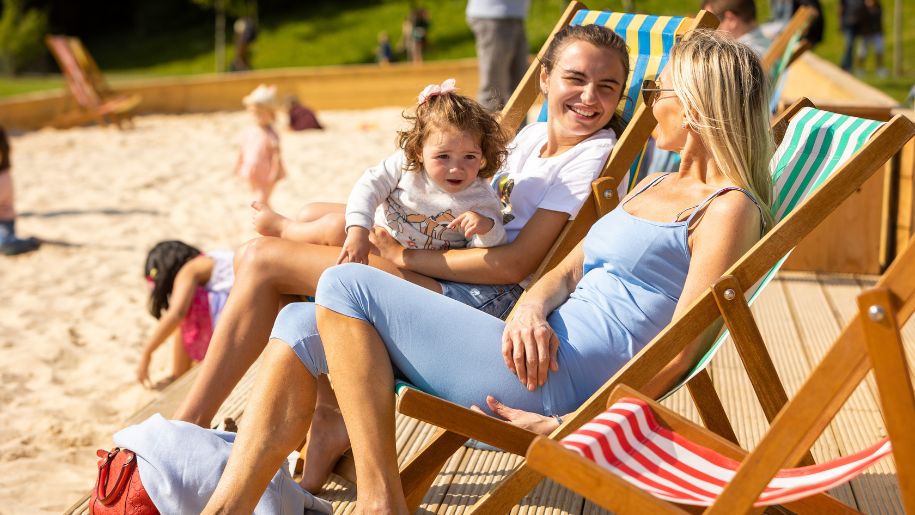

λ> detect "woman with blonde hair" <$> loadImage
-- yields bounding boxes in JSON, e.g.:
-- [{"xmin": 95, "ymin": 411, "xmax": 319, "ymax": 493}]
[{"xmin": 202, "ymin": 29, "xmax": 773, "ymax": 513}]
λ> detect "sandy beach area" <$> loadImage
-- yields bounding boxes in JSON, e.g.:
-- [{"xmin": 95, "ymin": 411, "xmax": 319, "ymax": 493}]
[{"xmin": 0, "ymin": 106, "xmax": 408, "ymax": 513}]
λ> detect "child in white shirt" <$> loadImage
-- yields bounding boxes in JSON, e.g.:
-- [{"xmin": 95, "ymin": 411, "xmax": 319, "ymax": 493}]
[{"xmin": 252, "ymin": 79, "xmax": 511, "ymax": 263}]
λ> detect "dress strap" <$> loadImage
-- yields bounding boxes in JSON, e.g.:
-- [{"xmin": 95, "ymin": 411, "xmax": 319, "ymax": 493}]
[
  {"xmin": 682, "ymin": 187, "xmax": 763, "ymax": 230},
  {"xmin": 621, "ymin": 173, "xmax": 671, "ymax": 207}
]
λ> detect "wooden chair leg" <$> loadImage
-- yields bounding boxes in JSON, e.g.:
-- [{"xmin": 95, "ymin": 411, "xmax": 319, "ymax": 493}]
[
  {"xmin": 712, "ymin": 276, "xmax": 816, "ymax": 466},
  {"xmin": 686, "ymin": 369, "xmax": 740, "ymax": 445},
  {"xmin": 399, "ymin": 427, "xmax": 467, "ymax": 511},
  {"xmin": 857, "ymin": 288, "xmax": 915, "ymax": 513}
]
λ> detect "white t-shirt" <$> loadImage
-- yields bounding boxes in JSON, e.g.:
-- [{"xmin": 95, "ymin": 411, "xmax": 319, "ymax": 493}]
[
  {"xmin": 345, "ymin": 151, "xmax": 506, "ymax": 250},
  {"xmin": 491, "ymin": 122, "xmax": 617, "ymax": 244}
]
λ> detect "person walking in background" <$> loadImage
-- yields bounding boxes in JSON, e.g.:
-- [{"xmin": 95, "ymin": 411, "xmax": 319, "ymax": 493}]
[
  {"xmin": 231, "ymin": 16, "xmax": 258, "ymax": 72},
  {"xmin": 855, "ymin": 0, "xmax": 887, "ymax": 77},
  {"xmin": 467, "ymin": 0, "xmax": 530, "ymax": 112},
  {"xmin": 409, "ymin": 8, "xmax": 430, "ymax": 63},
  {"xmin": 234, "ymin": 84, "xmax": 285, "ymax": 207},
  {"xmin": 0, "ymin": 127, "xmax": 40, "ymax": 256},
  {"xmin": 839, "ymin": 0, "xmax": 865, "ymax": 71},
  {"xmin": 376, "ymin": 31, "xmax": 393, "ymax": 64}
]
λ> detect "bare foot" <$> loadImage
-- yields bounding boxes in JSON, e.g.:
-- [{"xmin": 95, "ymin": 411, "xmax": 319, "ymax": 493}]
[
  {"xmin": 251, "ymin": 201, "xmax": 289, "ymax": 237},
  {"xmin": 299, "ymin": 405, "xmax": 351, "ymax": 493}
]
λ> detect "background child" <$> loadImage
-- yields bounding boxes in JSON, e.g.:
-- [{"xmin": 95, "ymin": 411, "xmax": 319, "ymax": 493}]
[
  {"xmin": 0, "ymin": 126, "xmax": 40, "ymax": 256},
  {"xmin": 234, "ymin": 84, "xmax": 285, "ymax": 207},
  {"xmin": 252, "ymin": 78, "xmax": 510, "ymax": 264},
  {"xmin": 137, "ymin": 240, "xmax": 234, "ymax": 388}
]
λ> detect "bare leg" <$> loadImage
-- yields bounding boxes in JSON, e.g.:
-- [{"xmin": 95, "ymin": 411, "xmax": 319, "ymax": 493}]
[
  {"xmin": 252, "ymin": 201, "xmax": 346, "ymax": 242},
  {"xmin": 317, "ymin": 306, "xmax": 409, "ymax": 514},
  {"xmin": 299, "ymin": 375, "xmax": 351, "ymax": 493},
  {"xmin": 202, "ymin": 339, "xmax": 317, "ymax": 513},
  {"xmin": 173, "ymin": 236, "xmax": 441, "ymax": 426},
  {"xmin": 170, "ymin": 331, "xmax": 192, "ymax": 379}
]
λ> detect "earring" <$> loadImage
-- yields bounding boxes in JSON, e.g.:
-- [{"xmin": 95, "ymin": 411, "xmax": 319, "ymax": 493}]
[{"xmin": 681, "ymin": 119, "xmax": 688, "ymax": 129}]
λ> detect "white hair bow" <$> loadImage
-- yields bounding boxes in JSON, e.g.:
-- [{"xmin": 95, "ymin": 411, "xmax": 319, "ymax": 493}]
[{"xmin": 417, "ymin": 78, "xmax": 457, "ymax": 104}]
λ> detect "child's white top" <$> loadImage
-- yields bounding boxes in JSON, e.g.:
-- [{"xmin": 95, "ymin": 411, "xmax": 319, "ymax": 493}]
[
  {"xmin": 345, "ymin": 150, "xmax": 506, "ymax": 250},
  {"xmin": 493, "ymin": 122, "xmax": 617, "ymax": 243}
]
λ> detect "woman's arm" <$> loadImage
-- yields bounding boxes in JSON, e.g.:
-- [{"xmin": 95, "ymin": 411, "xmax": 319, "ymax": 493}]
[
  {"xmin": 642, "ymin": 192, "xmax": 763, "ymax": 397},
  {"xmin": 136, "ymin": 257, "xmax": 211, "ymax": 387},
  {"xmin": 374, "ymin": 207, "xmax": 571, "ymax": 284},
  {"xmin": 501, "ymin": 241, "xmax": 584, "ymax": 390}
]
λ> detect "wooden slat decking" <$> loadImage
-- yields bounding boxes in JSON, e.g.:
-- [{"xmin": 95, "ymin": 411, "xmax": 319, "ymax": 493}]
[{"xmin": 65, "ymin": 272, "xmax": 910, "ymax": 514}]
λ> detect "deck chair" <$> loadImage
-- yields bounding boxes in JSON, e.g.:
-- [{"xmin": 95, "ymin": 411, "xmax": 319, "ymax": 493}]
[
  {"xmin": 525, "ymin": 233, "xmax": 915, "ymax": 514},
  {"xmin": 46, "ymin": 35, "xmax": 141, "ymax": 128},
  {"xmin": 764, "ymin": 5, "xmax": 818, "ymax": 113},
  {"xmin": 394, "ymin": 103, "xmax": 915, "ymax": 513}
]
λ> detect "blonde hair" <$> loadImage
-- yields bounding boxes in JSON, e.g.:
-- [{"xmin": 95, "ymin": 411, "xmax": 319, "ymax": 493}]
[{"xmin": 668, "ymin": 29, "xmax": 774, "ymax": 230}]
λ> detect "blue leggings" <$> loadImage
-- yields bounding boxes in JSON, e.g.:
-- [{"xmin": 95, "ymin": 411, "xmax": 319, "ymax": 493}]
[{"xmin": 270, "ymin": 264, "xmax": 561, "ymax": 416}]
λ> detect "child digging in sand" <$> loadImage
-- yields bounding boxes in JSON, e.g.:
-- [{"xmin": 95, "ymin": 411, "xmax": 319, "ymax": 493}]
[
  {"xmin": 137, "ymin": 241, "xmax": 234, "ymax": 388},
  {"xmin": 234, "ymin": 84, "xmax": 285, "ymax": 207},
  {"xmin": 252, "ymin": 78, "xmax": 510, "ymax": 263}
]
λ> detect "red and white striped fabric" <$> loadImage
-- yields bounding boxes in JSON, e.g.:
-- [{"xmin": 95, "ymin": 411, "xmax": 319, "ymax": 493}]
[{"xmin": 560, "ymin": 398, "xmax": 892, "ymax": 506}]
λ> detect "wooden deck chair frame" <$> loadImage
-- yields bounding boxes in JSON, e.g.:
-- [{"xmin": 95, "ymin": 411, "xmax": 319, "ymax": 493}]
[
  {"xmin": 45, "ymin": 35, "xmax": 141, "ymax": 129},
  {"xmin": 526, "ymin": 233, "xmax": 915, "ymax": 514},
  {"xmin": 761, "ymin": 5, "xmax": 817, "ymax": 75},
  {"xmin": 394, "ymin": 102, "xmax": 915, "ymax": 513}
]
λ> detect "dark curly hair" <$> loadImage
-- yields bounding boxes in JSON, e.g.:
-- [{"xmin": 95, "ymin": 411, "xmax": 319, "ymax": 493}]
[
  {"xmin": 144, "ymin": 240, "xmax": 201, "ymax": 319},
  {"xmin": 397, "ymin": 89, "xmax": 511, "ymax": 179},
  {"xmin": 539, "ymin": 23, "xmax": 631, "ymax": 137}
]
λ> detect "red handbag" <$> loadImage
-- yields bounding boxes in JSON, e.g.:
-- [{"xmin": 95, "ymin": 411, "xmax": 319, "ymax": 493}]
[{"xmin": 89, "ymin": 448, "xmax": 159, "ymax": 515}]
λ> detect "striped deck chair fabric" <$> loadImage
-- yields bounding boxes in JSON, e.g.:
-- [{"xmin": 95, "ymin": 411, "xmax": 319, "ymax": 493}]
[
  {"xmin": 559, "ymin": 397, "xmax": 892, "ymax": 507},
  {"xmin": 536, "ymin": 11, "xmax": 687, "ymax": 191},
  {"xmin": 665, "ymin": 107, "xmax": 883, "ymax": 395},
  {"xmin": 768, "ymin": 28, "xmax": 807, "ymax": 113}
]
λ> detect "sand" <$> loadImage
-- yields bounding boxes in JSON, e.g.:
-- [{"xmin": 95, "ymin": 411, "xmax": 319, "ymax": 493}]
[{"xmin": 0, "ymin": 107, "xmax": 408, "ymax": 514}]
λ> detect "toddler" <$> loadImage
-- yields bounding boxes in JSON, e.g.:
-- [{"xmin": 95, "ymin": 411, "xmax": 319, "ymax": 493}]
[
  {"xmin": 137, "ymin": 241, "xmax": 234, "ymax": 388},
  {"xmin": 253, "ymin": 78, "xmax": 510, "ymax": 264},
  {"xmin": 234, "ymin": 84, "xmax": 285, "ymax": 206}
]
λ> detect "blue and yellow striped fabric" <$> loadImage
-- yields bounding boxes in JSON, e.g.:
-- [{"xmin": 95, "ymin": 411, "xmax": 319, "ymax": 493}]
[
  {"xmin": 537, "ymin": 10, "xmax": 686, "ymax": 191},
  {"xmin": 667, "ymin": 108, "xmax": 883, "ymax": 395}
]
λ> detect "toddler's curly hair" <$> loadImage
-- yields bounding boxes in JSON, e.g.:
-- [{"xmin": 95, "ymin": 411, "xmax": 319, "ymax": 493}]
[{"xmin": 397, "ymin": 91, "xmax": 511, "ymax": 179}]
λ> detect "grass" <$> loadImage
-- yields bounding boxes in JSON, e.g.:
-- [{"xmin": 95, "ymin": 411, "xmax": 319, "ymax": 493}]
[{"xmin": 0, "ymin": 0, "xmax": 911, "ymax": 103}]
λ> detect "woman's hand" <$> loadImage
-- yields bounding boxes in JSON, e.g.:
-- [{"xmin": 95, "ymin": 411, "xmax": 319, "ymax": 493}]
[
  {"xmin": 448, "ymin": 211, "xmax": 494, "ymax": 238},
  {"xmin": 338, "ymin": 227, "xmax": 371, "ymax": 264},
  {"xmin": 502, "ymin": 303, "xmax": 559, "ymax": 391},
  {"xmin": 368, "ymin": 226, "xmax": 404, "ymax": 266},
  {"xmin": 471, "ymin": 396, "xmax": 561, "ymax": 435}
]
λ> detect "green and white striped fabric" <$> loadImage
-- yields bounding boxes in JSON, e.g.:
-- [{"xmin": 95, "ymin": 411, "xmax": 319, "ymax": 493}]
[{"xmin": 667, "ymin": 107, "xmax": 883, "ymax": 393}]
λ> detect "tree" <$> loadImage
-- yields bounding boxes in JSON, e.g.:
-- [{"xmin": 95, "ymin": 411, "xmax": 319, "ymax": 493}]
[{"xmin": 0, "ymin": 0, "xmax": 49, "ymax": 75}]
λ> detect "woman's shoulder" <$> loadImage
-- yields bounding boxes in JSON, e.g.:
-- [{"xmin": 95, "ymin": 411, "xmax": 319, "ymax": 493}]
[{"xmin": 700, "ymin": 186, "xmax": 763, "ymax": 229}]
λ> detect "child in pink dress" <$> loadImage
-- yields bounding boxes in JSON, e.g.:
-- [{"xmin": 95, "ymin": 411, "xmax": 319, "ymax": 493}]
[{"xmin": 234, "ymin": 84, "xmax": 285, "ymax": 206}]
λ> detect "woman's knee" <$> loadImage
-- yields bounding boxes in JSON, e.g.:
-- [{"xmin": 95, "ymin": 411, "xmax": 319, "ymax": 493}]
[{"xmin": 234, "ymin": 236, "xmax": 284, "ymax": 280}]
